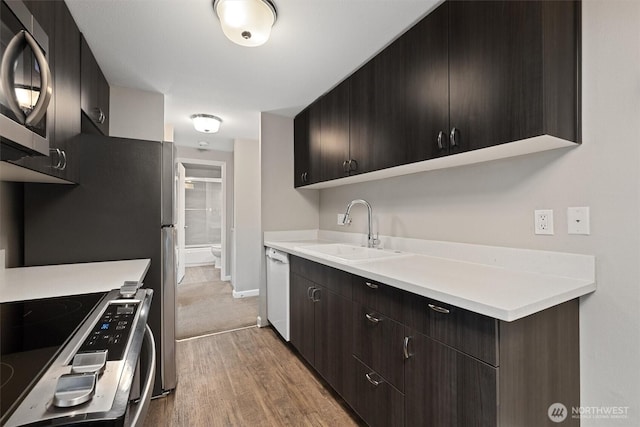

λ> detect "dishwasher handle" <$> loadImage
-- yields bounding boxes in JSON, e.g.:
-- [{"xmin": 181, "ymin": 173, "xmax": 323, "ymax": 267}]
[
  {"xmin": 127, "ymin": 325, "xmax": 156, "ymax": 427},
  {"xmin": 266, "ymin": 248, "xmax": 289, "ymax": 264}
]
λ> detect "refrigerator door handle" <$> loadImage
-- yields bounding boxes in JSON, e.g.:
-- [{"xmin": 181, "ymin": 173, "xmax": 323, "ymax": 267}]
[{"xmin": 161, "ymin": 226, "xmax": 177, "ymax": 391}]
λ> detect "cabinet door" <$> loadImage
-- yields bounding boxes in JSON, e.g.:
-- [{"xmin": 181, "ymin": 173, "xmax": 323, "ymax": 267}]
[
  {"xmin": 289, "ymin": 274, "xmax": 315, "ymax": 365},
  {"xmin": 293, "ymin": 103, "xmax": 321, "ymax": 187},
  {"xmin": 350, "ymin": 36, "xmax": 406, "ymax": 174},
  {"xmin": 314, "ymin": 286, "xmax": 354, "ymax": 402},
  {"xmin": 353, "ymin": 304, "xmax": 405, "ymax": 392},
  {"xmin": 353, "ymin": 357, "xmax": 404, "ymax": 427},
  {"xmin": 319, "ymin": 80, "xmax": 350, "ymax": 181},
  {"xmin": 405, "ymin": 332, "xmax": 497, "ymax": 427},
  {"xmin": 449, "ymin": 0, "xmax": 544, "ymax": 153},
  {"xmin": 50, "ymin": 0, "xmax": 80, "ymax": 182},
  {"xmin": 81, "ymin": 34, "xmax": 109, "ymax": 135},
  {"xmin": 293, "ymin": 108, "xmax": 310, "ymax": 187},
  {"xmin": 403, "ymin": 1, "xmax": 450, "ymax": 160}
]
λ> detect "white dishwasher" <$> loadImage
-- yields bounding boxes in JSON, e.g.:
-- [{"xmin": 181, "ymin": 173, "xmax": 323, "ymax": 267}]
[{"xmin": 266, "ymin": 247, "xmax": 290, "ymax": 341}]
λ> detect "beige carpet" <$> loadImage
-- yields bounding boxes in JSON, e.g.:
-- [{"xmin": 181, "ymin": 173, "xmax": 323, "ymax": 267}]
[{"xmin": 176, "ymin": 266, "xmax": 258, "ymax": 340}]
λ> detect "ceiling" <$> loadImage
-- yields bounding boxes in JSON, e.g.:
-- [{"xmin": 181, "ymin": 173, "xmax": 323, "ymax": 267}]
[{"xmin": 65, "ymin": 0, "xmax": 439, "ymax": 151}]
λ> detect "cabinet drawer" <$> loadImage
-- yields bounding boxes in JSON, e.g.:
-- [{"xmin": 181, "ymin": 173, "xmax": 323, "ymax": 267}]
[
  {"xmin": 404, "ymin": 293, "xmax": 498, "ymax": 366},
  {"xmin": 353, "ymin": 303, "xmax": 405, "ymax": 392},
  {"xmin": 353, "ymin": 357, "xmax": 404, "ymax": 427},
  {"xmin": 290, "ymin": 256, "xmax": 352, "ymax": 299},
  {"xmin": 352, "ymin": 276, "xmax": 403, "ymax": 322}
]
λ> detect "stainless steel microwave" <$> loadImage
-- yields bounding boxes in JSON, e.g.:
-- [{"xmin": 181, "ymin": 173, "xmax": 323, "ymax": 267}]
[{"xmin": 0, "ymin": 0, "xmax": 52, "ymax": 161}]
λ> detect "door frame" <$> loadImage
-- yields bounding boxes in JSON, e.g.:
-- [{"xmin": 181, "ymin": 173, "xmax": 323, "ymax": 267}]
[{"xmin": 175, "ymin": 157, "xmax": 229, "ymax": 281}]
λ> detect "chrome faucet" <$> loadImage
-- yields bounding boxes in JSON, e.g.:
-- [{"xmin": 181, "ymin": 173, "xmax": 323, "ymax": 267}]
[{"xmin": 342, "ymin": 199, "xmax": 378, "ymax": 248}]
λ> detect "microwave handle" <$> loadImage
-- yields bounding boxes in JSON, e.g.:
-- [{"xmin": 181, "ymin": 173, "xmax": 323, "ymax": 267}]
[{"xmin": 0, "ymin": 30, "xmax": 53, "ymax": 126}]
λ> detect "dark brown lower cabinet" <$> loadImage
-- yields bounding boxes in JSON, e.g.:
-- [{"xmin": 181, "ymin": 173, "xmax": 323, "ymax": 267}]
[
  {"xmin": 314, "ymin": 285, "xmax": 354, "ymax": 402},
  {"xmin": 289, "ymin": 274, "xmax": 315, "ymax": 365},
  {"xmin": 289, "ymin": 269, "xmax": 354, "ymax": 401},
  {"xmin": 353, "ymin": 303, "xmax": 405, "ymax": 392},
  {"xmin": 353, "ymin": 357, "xmax": 404, "ymax": 427},
  {"xmin": 288, "ymin": 257, "xmax": 579, "ymax": 427},
  {"xmin": 405, "ymin": 332, "xmax": 497, "ymax": 427}
]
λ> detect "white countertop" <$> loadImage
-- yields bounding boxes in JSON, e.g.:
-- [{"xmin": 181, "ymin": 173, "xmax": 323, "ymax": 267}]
[
  {"xmin": 264, "ymin": 231, "xmax": 596, "ymax": 322},
  {"xmin": 0, "ymin": 259, "xmax": 151, "ymax": 303}
]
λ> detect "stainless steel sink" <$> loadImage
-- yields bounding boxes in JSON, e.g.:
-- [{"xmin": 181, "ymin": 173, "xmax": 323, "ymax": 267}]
[{"xmin": 294, "ymin": 243, "xmax": 407, "ymax": 264}]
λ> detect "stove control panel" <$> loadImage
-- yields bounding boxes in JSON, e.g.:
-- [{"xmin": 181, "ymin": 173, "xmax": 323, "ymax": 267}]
[{"xmin": 76, "ymin": 302, "xmax": 139, "ymax": 361}]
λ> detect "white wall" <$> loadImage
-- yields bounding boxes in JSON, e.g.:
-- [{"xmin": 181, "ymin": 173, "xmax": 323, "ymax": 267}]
[
  {"xmin": 176, "ymin": 146, "xmax": 234, "ymax": 276},
  {"xmin": 260, "ymin": 112, "xmax": 320, "ymax": 324},
  {"xmin": 318, "ymin": 2, "xmax": 640, "ymax": 424},
  {"xmin": 109, "ymin": 86, "xmax": 164, "ymax": 141},
  {"xmin": 233, "ymin": 138, "xmax": 262, "ymax": 295}
]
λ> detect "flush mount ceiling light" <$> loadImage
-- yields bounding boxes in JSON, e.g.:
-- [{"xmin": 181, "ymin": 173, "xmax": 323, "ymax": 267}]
[
  {"xmin": 191, "ymin": 114, "xmax": 222, "ymax": 133},
  {"xmin": 213, "ymin": 0, "xmax": 277, "ymax": 47}
]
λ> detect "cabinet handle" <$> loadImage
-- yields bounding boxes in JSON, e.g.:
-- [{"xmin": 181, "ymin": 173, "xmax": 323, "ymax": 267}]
[
  {"xmin": 365, "ymin": 313, "xmax": 382, "ymax": 324},
  {"xmin": 93, "ymin": 107, "xmax": 105, "ymax": 124},
  {"xmin": 343, "ymin": 160, "xmax": 349, "ymax": 173},
  {"xmin": 59, "ymin": 150, "xmax": 67, "ymax": 171},
  {"xmin": 437, "ymin": 130, "xmax": 446, "ymax": 150},
  {"xmin": 428, "ymin": 303, "xmax": 450, "ymax": 314},
  {"xmin": 307, "ymin": 286, "xmax": 314, "ymax": 300},
  {"xmin": 365, "ymin": 281, "xmax": 378, "ymax": 289},
  {"xmin": 365, "ymin": 372, "xmax": 384, "ymax": 387},
  {"xmin": 403, "ymin": 336, "xmax": 414, "ymax": 359},
  {"xmin": 449, "ymin": 127, "xmax": 459, "ymax": 147},
  {"xmin": 301, "ymin": 172, "xmax": 308, "ymax": 183},
  {"xmin": 349, "ymin": 159, "xmax": 358, "ymax": 172},
  {"xmin": 311, "ymin": 288, "xmax": 321, "ymax": 302},
  {"xmin": 50, "ymin": 148, "xmax": 63, "ymax": 169}
]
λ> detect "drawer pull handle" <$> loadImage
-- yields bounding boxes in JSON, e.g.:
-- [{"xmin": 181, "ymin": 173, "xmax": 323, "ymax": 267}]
[
  {"xmin": 365, "ymin": 282, "xmax": 378, "ymax": 289},
  {"xmin": 365, "ymin": 313, "xmax": 382, "ymax": 324},
  {"xmin": 311, "ymin": 288, "xmax": 321, "ymax": 302},
  {"xmin": 403, "ymin": 336, "xmax": 414, "ymax": 359},
  {"xmin": 428, "ymin": 304, "xmax": 450, "ymax": 314},
  {"xmin": 365, "ymin": 372, "xmax": 384, "ymax": 387}
]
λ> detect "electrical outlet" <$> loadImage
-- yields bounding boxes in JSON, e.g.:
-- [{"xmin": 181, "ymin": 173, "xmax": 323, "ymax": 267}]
[
  {"xmin": 534, "ymin": 209, "xmax": 554, "ymax": 235},
  {"xmin": 568, "ymin": 207, "xmax": 590, "ymax": 235}
]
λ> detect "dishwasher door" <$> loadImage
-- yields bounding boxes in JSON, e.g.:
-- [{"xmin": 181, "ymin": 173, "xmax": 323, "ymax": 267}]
[{"xmin": 266, "ymin": 247, "xmax": 290, "ymax": 341}]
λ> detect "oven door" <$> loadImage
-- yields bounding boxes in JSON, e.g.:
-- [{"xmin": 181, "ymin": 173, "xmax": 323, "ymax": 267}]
[{"xmin": 0, "ymin": 0, "xmax": 52, "ymax": 158}]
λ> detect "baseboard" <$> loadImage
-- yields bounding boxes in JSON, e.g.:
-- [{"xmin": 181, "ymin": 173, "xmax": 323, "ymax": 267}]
[
  {"xmin": 232, "ymin": 289, "xmax": 259, "ymax": 298},
  {"xmin": 221, "ymin": 274, "xmax": 231, "ymax": 281},
  {"xmin": 256, "ymin": 316, "xmax": 269, "ymax": 328}
]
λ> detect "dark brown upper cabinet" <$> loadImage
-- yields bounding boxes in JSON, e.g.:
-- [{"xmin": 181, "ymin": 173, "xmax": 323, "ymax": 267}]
[
  {"xmin": 319, "ymin": 79, "xmax": 350, "ymax": 180},
  {"xmin": 81, "ymin": 34, "xmax": 110, "ymax": 136},
  {"xmin": 350, "ymin": 36, "xmax": 406, "ymax": 175},
  {"xmin": 447, "ymin": 1, "xmax": 581, "ymax": 152},
  {"xmin": 293, "ymin": 102, "xmax": 321, "ymax": 186},
  {"xmin": 12, "ymin": 0, "xmax": 81, "ymax": 183},
  {"xmin": 294, "ymin": 0, "xmax": 581, "ymax": 188}
]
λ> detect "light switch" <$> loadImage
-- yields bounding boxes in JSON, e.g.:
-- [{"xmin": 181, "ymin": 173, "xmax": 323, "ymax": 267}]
[{"xmin": 568, "ymin": 207, "xmax": 590, "ymax": 235}]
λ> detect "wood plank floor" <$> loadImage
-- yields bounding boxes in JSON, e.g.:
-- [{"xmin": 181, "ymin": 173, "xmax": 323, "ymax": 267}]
[{"xmin": 144, "ymin": 327, "xmax": 364, "ymax": 427}]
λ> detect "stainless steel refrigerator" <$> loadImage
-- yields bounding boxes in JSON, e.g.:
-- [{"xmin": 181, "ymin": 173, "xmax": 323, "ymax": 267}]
[{"xmin": 23, "ymin": 131, "xmax": 177, "ymax": 396}]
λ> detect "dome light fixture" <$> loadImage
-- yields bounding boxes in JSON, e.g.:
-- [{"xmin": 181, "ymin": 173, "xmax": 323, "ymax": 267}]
[
  {"xmin": 213, "ymin": 0, "xmax": 277, "ymax": 47},
  {"xmin": 191, "ymin": 114, "xmax": 222, "ymax": 133}
]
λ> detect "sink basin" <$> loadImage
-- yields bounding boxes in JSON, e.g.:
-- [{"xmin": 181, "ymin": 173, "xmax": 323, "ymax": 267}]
[{"xmin": 295, "ymin": 243, "xmax": 407, "ymax": 264}]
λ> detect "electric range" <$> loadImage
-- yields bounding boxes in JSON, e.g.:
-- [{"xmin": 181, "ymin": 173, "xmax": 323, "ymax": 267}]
[{"xmin": 0, "ymin": 285, "xmax": 155, "ymax": 427}]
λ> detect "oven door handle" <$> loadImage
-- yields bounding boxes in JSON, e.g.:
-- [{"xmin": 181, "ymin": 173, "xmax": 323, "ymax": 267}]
[
  {"xmin": 0, "ymin": 30, "xmax": 53, "ymax": 126},
  {"xmin": 128, "ymin": 325, "xmax": 156, "ymax": 427}
]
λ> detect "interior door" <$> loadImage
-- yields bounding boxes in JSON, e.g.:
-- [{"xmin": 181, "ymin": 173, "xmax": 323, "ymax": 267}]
[{"xmin": 176, "ymin": 162, "xmax": 186, "ymax": 283}]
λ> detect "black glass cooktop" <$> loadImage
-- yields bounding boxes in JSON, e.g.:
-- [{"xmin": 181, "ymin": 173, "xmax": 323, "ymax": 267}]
[{"xmin": 0, "ymin": 292, "xmax": 106, "ymax": 424}]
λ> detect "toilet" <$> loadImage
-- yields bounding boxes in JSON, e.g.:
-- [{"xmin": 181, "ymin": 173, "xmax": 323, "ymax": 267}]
[{"xmin": 210, "ymin": 244, "xmax": 222, "ymax": 269}]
